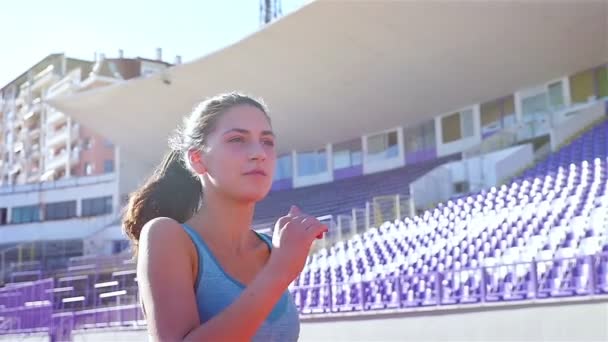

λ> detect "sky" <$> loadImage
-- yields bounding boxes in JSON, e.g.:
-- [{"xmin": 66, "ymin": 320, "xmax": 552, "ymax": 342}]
[{"xmin": 0, "ymin": 0, "xmax": 309, "ymax": 87}]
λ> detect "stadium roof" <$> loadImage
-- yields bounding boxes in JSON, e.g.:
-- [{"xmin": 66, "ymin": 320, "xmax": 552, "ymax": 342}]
[{"xmin": 50, "ymin": 0, "xmax": 608, "ymax": 166}]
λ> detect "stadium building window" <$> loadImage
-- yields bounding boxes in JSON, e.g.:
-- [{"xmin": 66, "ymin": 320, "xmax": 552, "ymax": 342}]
[
  {"xmin": 11, "ymin": 205, "xmax": 41, "ymax": 224},
  {"xmin": 521, "ymin": 92, "xmax": 549, "ymax": 121},
  {"xmin": 297, "ymin": 148, "xmax": 328, "ymax": 177},
  {"xmin": 569, "ymin": 65, "xmax": 608, "ymax": 104},
  {"xmin": 441, "ymin": 113, "xmax": 461, "ymax": 143},
  {"xmin": 333, "ymin": 138, "xmax": 362, "ymax": 170},
  {"xmin": 405, "ymin": 120, "xmax": 436, "ymax": 153},
  {"xmin": 104, "ymin": 160, "xmax": 114, "ymax": 173},
  {"xmin": 366, "ymin": 130, "xmax": 399, "ymax": 163},
  {"xmin": 441, "ymin": 107, "xmax": 476, "ymax": 144},
  {"xmin": 45, "ymin": 201, "xmax": 77, "ymax": 221},
  {"xmin": 84, "ymin": 162, "xmax": 93, "ymax": 175},
  {"xmin": 274, "ymin": 154, "xmax": 292, "ymax": 181},
  {"xmin": 480, "ymin": 95, "xmax": 516, "ymax": 133},
  {"xmin": 548, "ymin": 81, "xmax": 565, "ymax": 110},
  {"xmin": 82, "ymin": 196, "xmax": 113, "ymax": 217},
  {"xmin": 0, "ymin": 208, "xmax": 7, "ymax": 225}
]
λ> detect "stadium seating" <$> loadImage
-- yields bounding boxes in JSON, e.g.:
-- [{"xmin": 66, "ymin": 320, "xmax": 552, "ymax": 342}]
[
  {"xmin": 291, "ymin": 120, "xmax": 608, "ymax": 313},
  {"xmin": 254, "ymin": 155, "xmax": 459, "ymax": 224},
  {"xmin": 1, "ymin": 119, "xmax": 607, "ymax": 337}
]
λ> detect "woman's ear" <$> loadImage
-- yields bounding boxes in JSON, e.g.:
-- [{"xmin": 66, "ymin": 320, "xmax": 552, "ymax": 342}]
[{"xmin": 188, "ymin": 149, "xmax": 207, "ymax": 174}]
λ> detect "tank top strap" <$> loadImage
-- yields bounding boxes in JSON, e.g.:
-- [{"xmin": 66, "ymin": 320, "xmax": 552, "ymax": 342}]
[
  {"xmin": 253, "ymin": 231, "xmax": 273, "ymax": 250},
  {"xmin": 180, "ymin": 223, "xmax": 217, "ymax": 289}
]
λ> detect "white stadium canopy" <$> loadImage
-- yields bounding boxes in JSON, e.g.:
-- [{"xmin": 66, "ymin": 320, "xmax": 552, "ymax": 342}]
[{"xmin": 50, "ymin": 0, "xmax": 608, "ymax": 167}]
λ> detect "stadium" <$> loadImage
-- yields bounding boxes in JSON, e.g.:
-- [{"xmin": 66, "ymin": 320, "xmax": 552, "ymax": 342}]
[{"xmin": 1, "ymin": 0, "xmax": 608, "ymax": 341}]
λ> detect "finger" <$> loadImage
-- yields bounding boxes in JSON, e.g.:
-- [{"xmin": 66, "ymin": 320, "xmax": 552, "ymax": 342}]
[
  {"xmin": 275, "ymin": 216, "xmax": 292, "ymax": 230},
  {"xmin": 288, "ymin": 205, "xmax": 302, "ymax": 217},
  {"xmin": 306, "ymin": 223, "xmax": 329, "ymax": 241},
  {"xmin": 301, "ymin": 216, "xmax": 320, "ymax": 228}
]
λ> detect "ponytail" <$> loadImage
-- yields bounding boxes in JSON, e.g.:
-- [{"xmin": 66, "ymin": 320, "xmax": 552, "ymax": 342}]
[
  {"xmin": 122, "ymin": 150, "xmax": 202, "ymax": 256},
  {"xmin": 122, "ymin": 92, "xmax": 269, "ymax": 257}
]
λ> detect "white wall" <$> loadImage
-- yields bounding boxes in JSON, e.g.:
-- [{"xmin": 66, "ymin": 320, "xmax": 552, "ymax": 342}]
[
  {"xmin": 299, "ymin": 299, "xmax": 608, "ymax": 341},
  {"xmin": 551, "ymin": 100, "xmax": 606, "ymax": 151},
  {"xmin": 72, "ymin": 327, "xmax": 147, "ymax": 342},
  {"xmin": 117, "ymin": 147, "xmax": 156, "ymax": 204},
  {"xmin": 409, "ymin": 165, "xmax": 452, "ymax": 210},
  {"xmin": 1, "ymin": 213, "xmax": 117, "ymax": 244},
  {"xmin": 64, "ymin": 299, "xmax": 608, "ymax": 342},
  {"xmin": 0, "ymin": 174, "xmax": 119, "ymax": 244},
  {"xmin": 411, "ymin": 144, "xmax": 533, "ymax": 210},
  {"xmin": 448, "ymin": 144, "xmax": 533, "ymax": 189},
  {"xmin": 495, "ymin": 144, "xmax": 534, "ymax": 184},
  {"xmin": 83, "ymin": 223, "xmax": 125, "ymax": 255},
  {"xmin": 0, "ymin": 333, "xmax": 49, "ymax": 342}
]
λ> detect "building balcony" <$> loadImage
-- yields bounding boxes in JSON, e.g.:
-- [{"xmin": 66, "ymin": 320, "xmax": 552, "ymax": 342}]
[
  {"xmin": 29, "ymin": 65, "xmax": 59, "ymax": 92},
  {"xmin": 46, "ymin": 108, "xmax": 67, "ymax": 125},
  {"xmin": 46, "ymin": 124, "xmax": 79, "ymax": 149},
  {"xmin": 28, "ymin": 127, "xmax": 41, "ymax": 139},
  {"xmin": 13, "ymin": 141, "xmax": 24, "ymax": 153},
  {"xmin": 45, "ymin": 149, "xmax": 80, "ymax": 173},
  {"xmin": 28, "ymin": 144, "xmax": 41, "ymax": 160},
  {"xmin": 46, "ymin": 69, "xmax": 81, "ymax": 99}
]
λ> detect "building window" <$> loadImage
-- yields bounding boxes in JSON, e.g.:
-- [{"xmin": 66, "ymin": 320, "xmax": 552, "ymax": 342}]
[
  {"xmin": 104, "ymin": 160, "xmax": 114, "ymax": 173},
  {"xmin": 11, "ymin": 205, "xmax": 41, "ymax": 224},
  {"xmin": 333, "ymin": 138, "xmax": 362, "ymax": 170},
  {"xmin": 82, "ymin": 196, "xmax": 113, "ymax": 217},
  {"xmin": 405, "ymin": 120, "xmax": 436, "ymax": 152},
  {"xmin": 112, "ymin": 240, "xmax": 130, "ymax": 254},
  {"xmin": 274, "ymin": 154, "xmax": 292, "ymax": 181},
  {"xmin": 367, "ymin": 130, "xmax": 399, "ymax": 163},
  {"xmin": 548, "ymin": 81, "xmax": 565, "ymax": 110},
  {"xmin": 45, "ymin": 201, "xmax": 77, "ymax": 221},
  {"xmin": 441, "ymin": 113, "xmax": 461, "ymax": 143},
  {"xmin": 84, "ymin": 162, "xmax": 93, "ymax": 175},
  {"xmin": 297, "ymin": 148, "xmax": 328, "ymax": 177},
  {"xmin": 521, "ymin": 92, "xmax": 548, "ymax": 121},
  {"xmin": 82, "ymin": 137, "xmax": 92, "ymax": 150},
  {"xmin": 0, "ymin": 208, "xmax": 7, "ymax": 225}
]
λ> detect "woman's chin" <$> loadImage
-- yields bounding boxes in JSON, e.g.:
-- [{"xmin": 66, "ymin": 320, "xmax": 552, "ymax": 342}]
[{"xmin": 235, "ymin": 190, "xmax": 270, "ymax": 204}]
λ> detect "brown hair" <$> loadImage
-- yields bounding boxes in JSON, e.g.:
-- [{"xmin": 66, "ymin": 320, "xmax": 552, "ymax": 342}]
[{"xmin": 122, "ymin": 92, "xmax": 269, "ymax": 256}]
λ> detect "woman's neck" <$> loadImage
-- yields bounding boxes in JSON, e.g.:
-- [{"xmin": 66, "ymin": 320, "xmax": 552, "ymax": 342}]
[{"xmin": 188, "ymin": 193, "xmax": 257, "ymax": 255}]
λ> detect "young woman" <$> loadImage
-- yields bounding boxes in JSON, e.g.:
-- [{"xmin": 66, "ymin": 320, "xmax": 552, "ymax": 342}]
[{"xmin": 122, "ymin": 93, "xmax": 328, "ymax": 341}]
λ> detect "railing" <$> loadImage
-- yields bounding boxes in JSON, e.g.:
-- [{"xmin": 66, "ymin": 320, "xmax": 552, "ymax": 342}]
[
  {"xmin": 0, "ymin": 253, "xmax": 605, "ymax": 336},
  {"xmin": 0, "ymin": 172, "xmax": 116, "ymax": 195},
  {"xmin": 291, "ymin": 252, "xmax": 608, "ymax": 314}
]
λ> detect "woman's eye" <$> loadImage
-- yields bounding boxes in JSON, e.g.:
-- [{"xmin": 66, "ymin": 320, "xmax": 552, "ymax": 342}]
[
  {"xmin": 229, "ymin": 136, "xmax": 245, "ymax": 143},
  {"xmin": 263, "ymin": 140, "xmax": 275, "ymax": 147}
]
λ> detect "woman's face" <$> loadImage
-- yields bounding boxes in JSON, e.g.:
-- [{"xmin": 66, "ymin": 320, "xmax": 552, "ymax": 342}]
[{"xmin": 197, "ymin": 104, "xmax": 276, "ymax": 203}]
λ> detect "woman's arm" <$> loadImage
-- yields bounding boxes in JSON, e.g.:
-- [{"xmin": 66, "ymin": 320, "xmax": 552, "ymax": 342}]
[{"xmin": 138, "ymin": 217, "xmax": 293, "ymax": 342}]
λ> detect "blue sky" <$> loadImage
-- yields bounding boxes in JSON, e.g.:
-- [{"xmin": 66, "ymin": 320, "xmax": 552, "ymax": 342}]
[{"xmin": 0, "ymin": 0, "xmax": 308, "ymax": 87}]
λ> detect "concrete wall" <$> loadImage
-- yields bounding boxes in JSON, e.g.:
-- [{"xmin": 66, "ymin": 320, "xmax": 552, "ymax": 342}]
[
  {"xmin": 117, "ymin": 147, "xmax": 156, "ymax": 205},
  {"xmin": 409, "ymin": 165, "xmax": 452, "ymax": 210},
  {"xmin": 458, "ymin": 145, "xmax": 531, "ymax": 187},
  {"xmin": 72, "ymin": 327, "xmax": 147, "ymax": 342},
  {"xmin": 550, "ymin": 100, "xmax": 606, "ymax": 151},
  {"xmin": 0, "ymin": 332, "xmax": 49, "ymax": 342},
  {"xmin": 411, "ymin": 144, "xmax": 533, "ymax": 210},
  {"xmin": 0, "ymin": 173, "xmax": 119, "ymax": 243},
  {"xmin": 299, "ymin": 298, "xmax": 608, "ymax": 342},
  {"xmin": 494, "ymin": 144, "xmax": 534, "ymax": 184},
  {"xmin": 60, "ymin": 299, "xmax": 608, "ymax": 342},
  {"xmin": 1, "ymin": 213, "xmax": 117, "ymax": 244}
]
